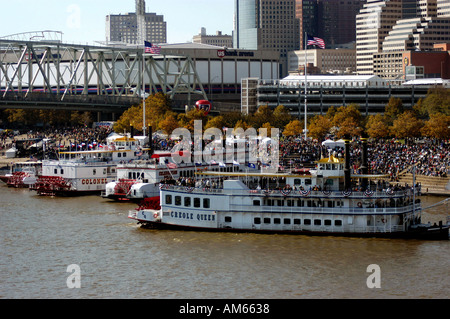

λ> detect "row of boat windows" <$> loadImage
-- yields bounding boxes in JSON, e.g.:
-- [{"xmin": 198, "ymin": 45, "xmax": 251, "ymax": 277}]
[
  {"xmin": 166, "ymin": 195, "xmax": 211, "ymax": 208},
  {"xmin": 224, "ymin": 216, "xmax": 343, "ymax": 227},
  {"xmin": 165, "ymin": 195, "xmax": 344, "ymax": 209},
  {"xmin": 257, "ymin": 199, "xmax": 344, "ymax": 208},
  {"xmin": 53, "ymin": 168, "xmax": 107, "ymax": 175}
]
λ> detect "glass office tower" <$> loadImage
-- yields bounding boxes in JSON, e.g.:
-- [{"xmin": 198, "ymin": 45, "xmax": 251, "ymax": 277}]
[{"xmin": 234, "ymin": 0, "xmax": 300, "ymax": 76}]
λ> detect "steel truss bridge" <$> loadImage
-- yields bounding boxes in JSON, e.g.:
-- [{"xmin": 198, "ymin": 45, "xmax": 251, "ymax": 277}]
[{"xmin": 0, "ymin": 39, "xmax": 207, "ymax": 115}]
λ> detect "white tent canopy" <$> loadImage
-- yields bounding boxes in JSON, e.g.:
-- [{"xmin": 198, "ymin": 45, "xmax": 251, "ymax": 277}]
[
  {"xmin": 322, "ymin": 139, "xmax": 345, "ymax": 148},
  {"xmin": 6, "ymin": 148, "xmax": 17, "ymax": 158}
]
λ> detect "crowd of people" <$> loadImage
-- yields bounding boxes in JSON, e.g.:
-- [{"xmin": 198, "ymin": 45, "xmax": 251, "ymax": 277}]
[
  {"xmin": 26, "ymin": 126, "xmax": 113, "ymax": 149},
  {"xmin": 356, "ymin": 139, "xmax": 449, "ymax": 179},
  {"xmin": 1, "ymin": 126, "xmax": 448, "ymax": 179},
  {"xmin": 278, "ymin": 136, "xmax": 449, "ymax": 180},
  {"xmin": 1, "ymin": 126, "xmax": 113, "ymax": 153}
]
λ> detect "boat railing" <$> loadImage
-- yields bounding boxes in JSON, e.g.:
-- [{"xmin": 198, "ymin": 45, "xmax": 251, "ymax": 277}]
[
  {"xmin": 227, "ymin": 202, "xmax": 416, "ymax": 215},
  {"xmin": 160, "ymin": 184, "xmax": 419, "ymax": 199},
  {"xmin": 43, "ymin": 159, "xmax": 115, "ymax": 166}
]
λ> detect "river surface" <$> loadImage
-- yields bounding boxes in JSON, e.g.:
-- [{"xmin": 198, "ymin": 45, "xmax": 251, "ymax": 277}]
[{"xmin": 0, "ymin": 186, "xmax": 448, "ymax": 299}]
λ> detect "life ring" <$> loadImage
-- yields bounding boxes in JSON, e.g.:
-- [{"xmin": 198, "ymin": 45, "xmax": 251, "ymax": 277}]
[
  {"xmin": 153, "ymin": 213, "xmax": 159, "ymax": 219},
  {"xmin": 357, "ymin": 202, "xmax": 362, "ymax": 208}
]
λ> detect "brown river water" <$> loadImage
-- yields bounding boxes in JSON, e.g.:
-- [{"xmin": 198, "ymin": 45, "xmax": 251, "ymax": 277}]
[{"xmin": 0, "ymin": 186, "xmax": 448, "ymax": 299}]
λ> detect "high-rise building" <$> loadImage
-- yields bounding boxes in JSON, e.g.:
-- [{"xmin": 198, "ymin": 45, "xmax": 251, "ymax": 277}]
[
  {"xmin": 358, "ymin": 0, "xmax": 450, "ymax": 78},
  {"xmin": 356, "ymin": 0, "xmax": 404, "ymax": 75},
  {"xmin": 106, "ymin": 0, "xmax": 167, "ymax": 45},
  {"xmin": 296, "ymin": 0, "xmax": 365, "ymax": 49},
  {"xmin": 437, "ymin": 0, "xmax": 450, "ymax": 17},
  {"xmin": 296, "ymin": 0, "xmax": 318, "ymax": 49},
  {"xmin": 193, "ymin": 28, "xmax": 233, "ymax": 47},
  {"xmin": 233, "ymin": 0, "xmax": 300, "ymax": 76}
]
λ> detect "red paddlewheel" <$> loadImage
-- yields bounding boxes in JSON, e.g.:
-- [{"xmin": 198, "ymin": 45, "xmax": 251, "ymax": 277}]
[
  {"xmin": 33, "ymin": 176, "xmax": 72, "ymax": 192},
  {"xmin": 114, "ymin": 179, "xmax": 135, "ymax": 195},
  {"xmin": 7, "ymin": 172, "xmax": 30, "ymax": 187},
  {"xmin": 136, "ymin": 197, "xmax": 161, "ymax": 211}
]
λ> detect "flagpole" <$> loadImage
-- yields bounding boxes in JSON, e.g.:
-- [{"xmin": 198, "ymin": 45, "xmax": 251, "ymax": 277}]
[
  {"xmin": 304, "ymin": 32, "xmax": 308, "ymax": 141},
  {"xmin": 142, "ymin": 49, "xmax": 146, "ymax": 138}
]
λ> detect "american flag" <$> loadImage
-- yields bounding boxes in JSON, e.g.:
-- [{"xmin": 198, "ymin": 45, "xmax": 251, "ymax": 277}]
[
  {"xmin": 307, "ymin": 35, "xmax": 325, "ymax": 49},
  {"xmin": 166, "ymin": 162, "xmax": 177, "ymax": 169},
  {"xmin": 144, "ymin": 41, "xmax": 161, "ymax": 54}
]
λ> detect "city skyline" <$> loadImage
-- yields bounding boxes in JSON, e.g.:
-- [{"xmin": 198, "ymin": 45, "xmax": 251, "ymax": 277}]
[{"xmin": 0, "ymin": 0, "xmax": 234, "ymax": 45}]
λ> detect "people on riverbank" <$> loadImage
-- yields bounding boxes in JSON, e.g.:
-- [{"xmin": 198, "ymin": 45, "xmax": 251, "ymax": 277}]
[{"xmin": 1, "ymin": 127, "xmax": 448, "ymax": 179}]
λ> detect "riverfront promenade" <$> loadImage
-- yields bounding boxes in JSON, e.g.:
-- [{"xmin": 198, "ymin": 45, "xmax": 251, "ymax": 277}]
[{"xmin": 1, "ymin": 129, "xmax": 449, "ymax": 195}]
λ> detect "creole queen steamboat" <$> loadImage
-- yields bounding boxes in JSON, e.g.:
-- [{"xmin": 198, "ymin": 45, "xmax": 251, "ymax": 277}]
[{"xmin": 129, "ymin": 139, "xmax": 449, "ymax": 240}]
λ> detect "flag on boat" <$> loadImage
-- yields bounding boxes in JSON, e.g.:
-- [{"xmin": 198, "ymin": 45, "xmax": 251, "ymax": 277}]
[
  {"xmin": 145, "ymin": 41, "xmax": 161, "ymax": 54},
  {"xmin": 307, "ymin": 35, "xmax": 325, "ymax": 49},
  {"xmin": 166, "ymin": 162, "xmax": 177, "ymax": 169}
]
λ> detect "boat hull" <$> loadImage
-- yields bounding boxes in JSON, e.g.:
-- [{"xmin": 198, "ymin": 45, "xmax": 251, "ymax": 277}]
[
  {"xmin": 0, "ymin": 175, "xmax": 11, "ymax": 183},
  {"xmin": 34, "ymin": 189, "xmax": 104, "ymax": 197},
  {"xmin": 134, "ymin": 220, "xmax": 449, "ymax": 240}
]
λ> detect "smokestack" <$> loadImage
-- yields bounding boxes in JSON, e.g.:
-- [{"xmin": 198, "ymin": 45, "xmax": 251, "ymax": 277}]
[
  {"xmin": 130, "ymin": 124, "xmax": 134, "ymax": 138},
  {"xmin": 360, "ymin": 134, "xmax": 369, "ymax": 190},
  {"xmin": 148, "ymin": 125, "xmax": 154, "ymax": 156},
  {"xmin": 344, "ymin": 137, "xmax": 351, "ymax": 191}
]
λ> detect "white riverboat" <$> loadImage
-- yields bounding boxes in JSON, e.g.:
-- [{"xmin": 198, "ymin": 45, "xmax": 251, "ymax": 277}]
[
  {"xmin": 103, "ymin": 136, "xmax": 260, "ymax": 203},
  {"xmin": 129, "ymin": 139, "xmax": 449, "ymax": 240},
  {"xmin": 101, "ymin": 150, "xmax": 252, "ymax": 202},
  {"xmin": 0, "ymin": 161, "xmax": 41, "ymax": 188},
  {"xmin": 30, "ymin": 135, "xmax": 148, "ymax": 196}
]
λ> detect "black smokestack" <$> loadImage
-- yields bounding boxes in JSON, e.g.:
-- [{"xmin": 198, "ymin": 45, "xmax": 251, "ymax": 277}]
[
  {"xmin": 148, "ymin": 125, "xmax": 154, "ymax": 156},
  {"xmin": 344, "ymin": 136, "xmax": 351, "ymax": 191},
  {"xmin": 360, "ymin": 134, "xmax": 369, "ymax": 190}
]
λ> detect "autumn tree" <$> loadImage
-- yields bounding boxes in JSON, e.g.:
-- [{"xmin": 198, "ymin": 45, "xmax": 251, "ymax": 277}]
[
  {"xmin": 390, "ymin": 111, "xmax": 423, "ymax": 140},
  {"xmin": 234, "ymin": 119, "xmax": 252, "ymax": 130},
  {"xmin": 384, "ymin": 97, "xmax": 404, "ymax": 125},
  {"xmin": 159, "ymin": 114, "xmax": 180, "ymax": 135},
  {"xmin": 331, "ymin": 104, "xmax": 362, "ymax": 138},
  {"xmin": 113, "ymin": 105, "xmax": 141, "ymax": 133},
  {"xmin": 177, "ymin": 108, "xmax": 208, "ymax": 132},
  {"xmin": 260, "ymin": 122, "xmax": 274, "ymax": 131},
  {"xmin": 220, "ymin": 111, "xmax": 247, "ymax": 130},
  {"xmin": 5, "ymin": 109, "xmax": 41, "ymax": 125},
  {"xmin": 308, "ymin": 115, "xmax": 331, "ymax": 141},
  {"xmin": 114, "ymin": 93, "xmax": 173, "ymax": 133},
  {"xmin": 416, "ymin": 87, "xmax": 450, "ymax": 117},
  {"xmin": 272, "ymin": 105, "xmax": 292, "ymax": 129},
  {"xmin": 366, "ymin": 114, "xmax": 390, "ymax": 139},
  {"xmin": 421, "ymin": 113, "xmax": 450, "ymax": 139},
  {"xmin": 283, "ymin": 120, "xmax": 303, "ymax": 137},
  {"xmin": 205, "ymin": 115, "xmax": 226, "ymax": 130},
  {"xmin": 250, "ymin": 105, "xmax": 273, "ymax": 129}
]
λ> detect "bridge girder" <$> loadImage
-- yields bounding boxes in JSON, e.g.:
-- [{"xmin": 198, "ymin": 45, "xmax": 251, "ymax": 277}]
[{"xmin": 0, "ymin": 39, "xmax": 207, "ymax": 106}]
